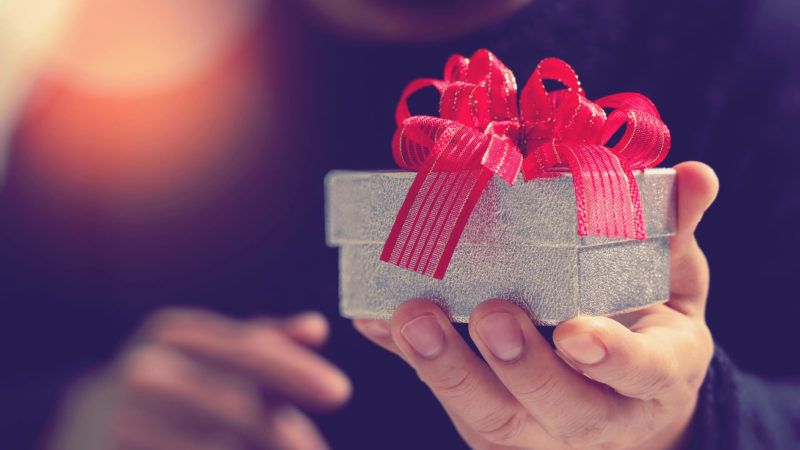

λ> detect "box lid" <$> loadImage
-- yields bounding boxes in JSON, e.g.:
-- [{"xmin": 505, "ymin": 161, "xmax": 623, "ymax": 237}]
[{"xmin": 325, "ymin": 168, "xmax": 676, "ymax": 247}]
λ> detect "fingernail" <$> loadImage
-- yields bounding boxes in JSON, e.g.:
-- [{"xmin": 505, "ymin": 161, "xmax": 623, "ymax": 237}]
[
  {"xmin": 556, "ymin": 333, "xmax": 607, "ymax": 365},
  {"xmin": 476, "ymin": 312, "xmax": 524, "ymax": 361},
  {"xmin": 401, "ymin": 315, "xmax": 444, "ymax": 358},
  {"xmin": 360, "ymin": 319, "xmax": 391, "ymax": 338}
]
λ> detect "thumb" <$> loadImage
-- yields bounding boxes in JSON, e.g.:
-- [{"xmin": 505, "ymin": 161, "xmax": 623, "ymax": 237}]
[
  {"xmin": 668, "ymin": 161, "xmax": 719, "ymax": 317},
  {"xmin": 553, "ymin": 314, "xmax": 709, "ymax": 401},
  {"xmin": 671, "ymin": 161, "xmax": 718, "ymax": 258}
]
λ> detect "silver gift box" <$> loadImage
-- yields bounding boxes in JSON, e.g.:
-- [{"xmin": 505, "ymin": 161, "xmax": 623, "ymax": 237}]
[{"xmin": 325, "ymin": 169, "xmax": 676, "ymax": 325}]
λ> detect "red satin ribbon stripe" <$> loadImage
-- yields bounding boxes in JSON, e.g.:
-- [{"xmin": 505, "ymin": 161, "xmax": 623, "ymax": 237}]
[{"xmin": 380, "ymin": 50, "xmax": 671, "ymax": 279}]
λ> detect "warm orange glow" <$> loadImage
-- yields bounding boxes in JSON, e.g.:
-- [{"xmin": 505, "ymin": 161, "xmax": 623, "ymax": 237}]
[
  {"xmin": 46, "ymin": 0, "xmax": 263, "ymax": 94},
  {"xmin": 17, "ymin": 35, "xmax": 269, "ymax": 217},
  {"xmin": 0, "ymin": 0, "xmax": 83, "ymax": 176},
  {"xmin": 13, "ymin": 0, "xmax": 273, "ymax": 218}
]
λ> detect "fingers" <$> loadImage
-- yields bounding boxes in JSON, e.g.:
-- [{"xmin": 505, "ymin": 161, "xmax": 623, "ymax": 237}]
[
  {"xmin": 109, "ymin": 309, "xmax": 340, "ymax": 450},
  {"xmin": 468, "ymin": 300, "xmax": 619, "ymax": 447},
  {"xmin": 360, "ymin": 298, "xmax": 710, "ymax": 449},
  {"xmin": 113, "ymin": 404, "xmax": 329, "ymax": 450},
  {"xmin": 669, "ymin": 161, "xmax": 718, "ymax": 317},
  {"xmin": 388, "ymin": 299, "xmax": 540, "ymax": 447},
  {"xmin": 144, "ymin": 308, "xmax": 330, "ymax": 348},
  {"xmin": 116, "ymin": 345, "xmax": 331, "ymax": 450},
  {"xmin": 111, "ymin": 406, "xmax": 244, "ymax": 450},
  {"xmin": 64, "ymin": 308, "xmax": 344, "ymax": 450},
  {"xmin": 149, "ymin": 313, "xmax": 351, "ymax": 411},
  {"xmin": 553, "ymin": 311, "xmax": 712, "ymax": 402},
  {"xmin": 120, "ymin": 345, "xmax": 262, "ymax": 436}
]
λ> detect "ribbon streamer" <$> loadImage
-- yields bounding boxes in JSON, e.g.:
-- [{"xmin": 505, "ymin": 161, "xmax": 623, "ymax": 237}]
[{"xmin": 381, "ymin": 50, "xmax": 670, "ymax": 279}]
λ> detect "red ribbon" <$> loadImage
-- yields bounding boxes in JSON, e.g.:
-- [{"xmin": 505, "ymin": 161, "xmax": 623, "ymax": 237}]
[{"xmin": 380, "ymin": 50, "xmax": 670, "ymax": 279}]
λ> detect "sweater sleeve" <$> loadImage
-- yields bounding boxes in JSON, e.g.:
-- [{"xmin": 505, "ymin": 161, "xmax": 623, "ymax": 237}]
[{"xmin": 690, "ymin": 345, "xmax": 800, "ymax": 449}]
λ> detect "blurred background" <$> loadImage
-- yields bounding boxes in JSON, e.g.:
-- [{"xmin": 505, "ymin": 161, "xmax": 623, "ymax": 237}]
[{"xmin": 1, "ymin": 0, "xmax": 799, "ymax": 448}]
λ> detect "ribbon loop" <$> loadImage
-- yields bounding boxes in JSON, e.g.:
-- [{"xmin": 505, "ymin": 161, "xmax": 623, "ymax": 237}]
[
  {"xmin": 520, "ymin": 58, "xmax": 584, "ymax": 124},
  {"xmin": 596, "ymin": 93, "xmax": 671, "ymax": 169},
  {"xmin": 440, "ymin": 82, "xmax": 491, "ymax": 129},
  {"xmin": 395, "ymin": 78, "xmax": 447, "ymax": 126}
]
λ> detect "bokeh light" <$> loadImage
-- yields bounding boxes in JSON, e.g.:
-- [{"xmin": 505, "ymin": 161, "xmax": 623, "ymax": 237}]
[
  {"xmin": 14, "ymin": 0, "xmax": 271, "ymax": 217},
  {"xmin": 45, "ymin": 0, "xmax": 263, "ymax": 94}
]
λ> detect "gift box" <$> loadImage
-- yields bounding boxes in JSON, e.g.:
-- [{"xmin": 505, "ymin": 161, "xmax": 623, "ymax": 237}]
[
  {"xmin": 326, "ymin": 50, "xmax": 676, "ymax": 325},
  {"xmin": 325, "ymin": 168, "xmax": 676, "ymax": 325}
]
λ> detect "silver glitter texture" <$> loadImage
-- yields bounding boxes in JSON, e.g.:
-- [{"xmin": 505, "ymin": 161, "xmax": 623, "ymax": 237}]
[{"xmin": 325, "ymin": 169, "xmax": 676, "ymax": 325}]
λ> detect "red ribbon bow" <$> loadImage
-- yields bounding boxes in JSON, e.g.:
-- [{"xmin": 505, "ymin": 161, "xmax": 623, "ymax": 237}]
[{"xmin": 380, "ymin": 50, "xmax": 670, "ymax": 279}]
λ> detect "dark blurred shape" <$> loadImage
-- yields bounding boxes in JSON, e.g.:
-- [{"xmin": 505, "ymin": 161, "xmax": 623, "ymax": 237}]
[{"xmin": 297, "ymin": 0, "xmax": 533, "ymax": 42}]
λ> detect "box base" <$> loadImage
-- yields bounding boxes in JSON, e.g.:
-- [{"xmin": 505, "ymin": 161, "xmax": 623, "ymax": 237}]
[{"xmin": 339, "ymin": 237, "xmax": 671, "ymax": 325}]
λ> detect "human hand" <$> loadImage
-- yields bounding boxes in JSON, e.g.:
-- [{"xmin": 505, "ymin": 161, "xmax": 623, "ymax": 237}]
[
  {"xmin": 354, "ymin": 161, "xmax": 718, "ymax": 449},
  {"xmin": 51, "ymin": 309, "xmax": 350, "ymax": 450}
]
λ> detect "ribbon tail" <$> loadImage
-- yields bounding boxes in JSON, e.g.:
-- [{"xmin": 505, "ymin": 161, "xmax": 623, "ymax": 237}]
[
  {"xmin": 380, "ymin": 168, "xmax": 491, "ymax": 279},
  {"xmin": 381, "ymin": 123, "xmax": 494, "ymax": 279},
  {"xmin": 557, "ymin": 143, "xmax": 646, "ymax": 240}
]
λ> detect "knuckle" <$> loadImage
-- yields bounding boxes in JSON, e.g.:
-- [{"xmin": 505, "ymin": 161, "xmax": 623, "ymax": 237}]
[
  {"xmin": 541, "ymin": 398, "xmax": 614, "ymax": 448},
  {"xmin": 421, "ymin": 366, "xmax": 476, "ymax": 398},
  {"xmin": 238, "ymin": 326, "xmax": 283, "ymax": 359},
  {"xmin": 515, "ymin": 369, "xmax": 560, "ymax": 403},
  {"xmin": 632, "ymin": 355, "xmax": 679, "ymax": 400},
  {"xmin": 474, "ymin": 408, "xmax": 527, "ymax": 445},
  {"xmin": 552, "ymin": 415, "xmax": 612, "ymax": 448}
]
